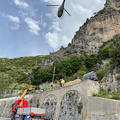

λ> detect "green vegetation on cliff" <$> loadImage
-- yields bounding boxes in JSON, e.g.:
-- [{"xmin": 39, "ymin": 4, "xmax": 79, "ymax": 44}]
[
  {"xmin": 0, "ymin": 36, "xmax": 120, "ymax": 91},
  {"xmin": 93, "ymin": 87, "xmax": 120, "ymax": 100},
  {"xmin": 98, "ymin": 35, "xmax": 120, "ymax": 68}
]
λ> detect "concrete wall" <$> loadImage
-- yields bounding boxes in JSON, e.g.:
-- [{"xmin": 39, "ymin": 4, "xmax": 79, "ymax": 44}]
[
  {"xmin": 0, "ymin": 80, "xmax": 120, "ymax": 120},
  {"xmin": 86, "ymin": 97, "xmax": 120, "ymax": 120},
  {"xmin": 87, "ymin": 97, "xmax": 120, "ymax": 115}
]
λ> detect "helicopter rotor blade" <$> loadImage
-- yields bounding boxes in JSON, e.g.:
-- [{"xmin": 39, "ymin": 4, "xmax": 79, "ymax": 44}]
[
  {"xmin": 64, "ymin": 8, "xmax": 71, "ymax": 16},
  {"xmin": 47, "ymin": 5, "xmax": 60, "ymax": 6}
]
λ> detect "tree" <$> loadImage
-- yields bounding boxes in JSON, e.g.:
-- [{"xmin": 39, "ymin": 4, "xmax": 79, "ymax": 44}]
[
  {"xmin": 96, "ymin": 70, "xmax": 105, "ymax": 82},
  {"xmin": 86, "ymin": 54, "xmax": 97, "ymax": 68},
  {"xmin": 31, "ymin": 67, "xmax": 52, "ymax": 85},
  {"xmin": 109, "ymin": 42, "xmax": 120, "ymax": 67},
  {"xmin": 98, "ymin": 46, "xmax": 110, "ymax": 60},
  {"xmin": 73, "ymin": 70, "xmax": 86, "ymax": 80}
]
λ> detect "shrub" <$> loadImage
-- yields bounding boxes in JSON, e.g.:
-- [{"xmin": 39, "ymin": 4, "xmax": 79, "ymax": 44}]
[
  {"xmin": 73, "ymin": 50, "xmax": 77, "ymax": 54},
  {"xmin": 93, "ymin": 88, "xmax": 120, "ymax": 100},
  {"xmin": 96, "ymin": 70, "xmax": 105, "ymax": 81},
  {"xmin": 98, "ymin": 9, "xmax": 106, "ymax": 14},
  {"xmin": 109, "ymin": 90, "xmax": 120, "ymax": 100},
  {"xmin": 77, "ymin": 102, "xmax": 83, "ymax": 114},
  {"xmin": 86, "ymin": 54, "xmax": 97, "ymax": 68},
  {"xmin": 104, "ymin": 62, "xmax": 111, "ymax": 73},
  {"xmin": 73, "ymin": 70, "xmax": 86, "ymax": 80},
  {"xmin": 98, "ymin": 46, "xmax": 110, "ymax": 60},
  {"xmin": 93, "ymin": 87, "xmax": 108, "ymax": 98},
  {"xmin": 109, "ymin": 43, "xmax": 120, "ymax": 67},
  {"xmin": 14, "ymin": 84, "xmax": 33, "ymax": 90},
  {"xmin": 90, "ymin": 32, "xmax": 96, "ymax": 36}
]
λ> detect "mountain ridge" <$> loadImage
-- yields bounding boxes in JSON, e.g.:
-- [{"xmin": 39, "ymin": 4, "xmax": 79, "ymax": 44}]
[{"xmin": 0, "ymin": 0, "xmax": 120, "ymax": 93}]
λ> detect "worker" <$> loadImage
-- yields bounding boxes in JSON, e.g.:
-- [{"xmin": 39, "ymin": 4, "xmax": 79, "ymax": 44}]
[
  {"xmin": 61, "ymin": 78, "xmax": 65, "ymax": 87},
  {"xmin": 60, "ymin": 79, "xmax": 62, "ymax": 87},
  {"xmin": 50, "ymin": 82, "xmax": 55, "ymax": 89},
  {"xmin": 100, "ymin": 83, "xmax": 103, "ymax": 88}
]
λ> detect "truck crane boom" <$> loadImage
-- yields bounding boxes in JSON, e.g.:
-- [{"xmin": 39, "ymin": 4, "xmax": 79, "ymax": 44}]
[
  {"xmin": 10, "ymin": 86, "xmax": 46, "ymax": 120},
  {"xmin": 19, "ymin": 87, "xmax": 36, "ymax": 107}
]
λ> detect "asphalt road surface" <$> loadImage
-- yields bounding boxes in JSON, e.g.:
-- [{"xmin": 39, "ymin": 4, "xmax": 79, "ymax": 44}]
[
  {"xmin": 0, "ymin": 117, "xmax": 44, "ymax": 120},
  {"xmin": 0, "ymin": 116, "xmax": 41, "ymax": 120},
  {"xmin": 0, "ymin": 117, "xmax": 10, "ymax": 120}
]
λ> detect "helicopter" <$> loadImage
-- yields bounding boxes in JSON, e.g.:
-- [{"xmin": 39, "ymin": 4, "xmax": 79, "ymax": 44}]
[{"xmin": 47, "ymin": 0, "xmax": 71, "ymax": 18}]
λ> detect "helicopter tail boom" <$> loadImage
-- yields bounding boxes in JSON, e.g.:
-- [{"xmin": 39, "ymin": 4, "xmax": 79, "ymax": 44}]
[{"xmin": 64, "ymin": 8, "xmax": 71, "ymax": 16}]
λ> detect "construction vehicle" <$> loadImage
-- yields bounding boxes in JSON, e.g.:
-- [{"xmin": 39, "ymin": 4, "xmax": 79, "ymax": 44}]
[{"xmin": 10, "ymin": 87, "xmax": 46, "ymax": 120}]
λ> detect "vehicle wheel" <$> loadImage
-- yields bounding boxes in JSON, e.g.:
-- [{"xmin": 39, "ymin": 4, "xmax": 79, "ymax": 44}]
[
  {"xmin": 23, "ymin": 116, "xmax": 27, "ymax": 120},
  {"xmin": 10, "ymin": 113, "xmax": 15, "ymax": 120},
  {"xmin": 19, "ymin": 115, "xmax": 25, "ymax": 120}
]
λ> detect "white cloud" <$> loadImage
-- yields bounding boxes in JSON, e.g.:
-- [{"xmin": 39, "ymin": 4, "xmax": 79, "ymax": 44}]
[
  {"xmin": 42, "ymin": 0, "xmax": 62, "ymax": 5},
  {"xmin": 96, "ymin": 0, "xmax": 103, "ymax": 3},
  {"xmin": 45, "ymin": 32, "xmax": 58, "ymax": 50},
  {"xmin": 49, "ymin": 21, "xmax": 61, "ymax": 32},
  {"xmin": 14, "ymin": 0, "xmax": 29, "ymax": 8},
  {"xmin": 46, "ymin": 13, "xmax": 53, "ymax": 19},
  {"xmin": 40, "ymin": 15, "xmax": 47, "ymax": 28},
  {"xmin": 44, "ymin": 0, "xmax": 106, "ymax": 51},
  {"xmin": 41, "ymin": 21, "xmax": 46, "ymax": 28},
  {"xmin": 24, "ymin": 17, "xmax": 41, "ymax": 35},
  {"xmin": 45, "ymin": 20, "xmax": 63, "ymax": 50},
  {"xmin": 7, "ymin": 15, "xmax": 20, "ymax": 30},
  {"xmin": 11, "ymin": 24, "xmax": 20, "ymax": 30},
  {"xmin": 71, "ymin": 3, "xmax": 92, "ymax": 16},
  {"xmin": 18, "ymin": 11, "xmax": 28, "ymax": 18},
  {"xmin": 61, "ymin": 35, "xmax": 71, "ymax": 45},
  {"xmin": 7, "ymin": 15, "xmax": 20, "ymax": 23}
]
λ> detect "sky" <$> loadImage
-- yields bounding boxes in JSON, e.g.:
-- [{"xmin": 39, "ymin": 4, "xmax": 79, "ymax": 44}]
[{"xmin": 0, "ymin": 0, "xmax": 106, "ymax": 58}]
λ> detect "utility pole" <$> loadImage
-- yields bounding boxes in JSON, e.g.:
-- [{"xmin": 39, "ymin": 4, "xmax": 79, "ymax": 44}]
[{"xmin": 52, "ymin": 67, "xmax": 55, "ymax": 83}]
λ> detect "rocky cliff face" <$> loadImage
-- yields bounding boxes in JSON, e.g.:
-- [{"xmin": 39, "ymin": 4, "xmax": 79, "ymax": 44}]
[
  {"xmin": 71, "ymin": 0, "xmax": 120, "ymax": 55},
  {"xmin": 42, "ymin": 0, "xmax": 120, "ymax": 68},
  {"xmin": 102, "ymin": 68, "xmax": 120, "ymax": 91},
  {"xmin": 105, "ymin": 0, "xmax": 120, "ymax": 10}
]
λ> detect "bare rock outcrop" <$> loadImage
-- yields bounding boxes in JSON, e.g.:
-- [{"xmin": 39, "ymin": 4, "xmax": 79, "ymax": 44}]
[
  {"xmin": 105, "ymin": 0, "xmax": 120, "ymax": 10},
  {"xmin": 71, "ymin": 0, "xmax": 120, "ymax": 55},
  {"xmin": 102, "ymin": 68, "xmax": 120, "ymax": 91}
]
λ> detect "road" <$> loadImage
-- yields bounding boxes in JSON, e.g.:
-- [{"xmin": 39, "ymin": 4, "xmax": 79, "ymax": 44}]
[
  {"xmin": 0, "ymin": 117, "xmax": 10, "ymax": 120},
  {"xmin": 0, "ymin": 117, "xmax": 43, "ymax": 120}
]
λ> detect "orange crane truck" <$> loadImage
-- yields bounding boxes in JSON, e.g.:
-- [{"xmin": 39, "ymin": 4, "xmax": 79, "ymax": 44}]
[{"xmin": 10, "ymin": 87, "xmax": 46, "ymax": 120}]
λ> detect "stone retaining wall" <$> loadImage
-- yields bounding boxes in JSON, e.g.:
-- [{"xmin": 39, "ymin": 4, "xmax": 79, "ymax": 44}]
[{"xmin": 0, "ymin": 80, "xmax": 120, "ymax": 120}]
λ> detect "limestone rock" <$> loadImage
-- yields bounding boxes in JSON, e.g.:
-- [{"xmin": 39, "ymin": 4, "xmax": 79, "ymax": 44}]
[
  {"xmin": 102, "ymin": 68, "xmax": 120, "ymax": 91},
  {"xmin": 71, "ymin": 0, "xmax": 120, "ymax": 55}
]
